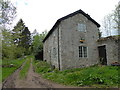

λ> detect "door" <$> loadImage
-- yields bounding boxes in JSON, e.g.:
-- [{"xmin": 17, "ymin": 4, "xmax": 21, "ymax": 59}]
[{"xmin": 98, "ymin": 45, "xmax": 107, "ymax": 65}]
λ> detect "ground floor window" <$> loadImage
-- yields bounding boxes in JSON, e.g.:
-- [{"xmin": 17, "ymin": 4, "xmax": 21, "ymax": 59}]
[
  {"xmin": 79, "ymin": 46, "xmax": 87, "ymax": 57},
  {"xmin": 53, "ymin": 48, "xmax": 56, "ymax": 58}
]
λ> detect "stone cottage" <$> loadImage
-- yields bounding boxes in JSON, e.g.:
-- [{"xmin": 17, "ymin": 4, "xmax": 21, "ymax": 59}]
[
  {"xmin": 97, "ymin": 36, "xmax": 120, "ymax": 65},
  {"xmin": 43, "ymin": 9, "xmax": 101, "ymax": 70}
]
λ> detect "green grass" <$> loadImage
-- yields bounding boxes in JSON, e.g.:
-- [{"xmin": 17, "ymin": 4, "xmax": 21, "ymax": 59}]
[
  {"xmin": 0, "ymin": 59, "xmax": 2, "ymax": 66},
  {"xmin": 0, "ymin": 59, "xmax": 2, "ymax": 83},
  {"xmin": 33, "ymin": 60, "xmax": 120, "ymax": 88},
  {"xmin": 2, "ymin": 58, "xmax": 26, "ymax": 82},
  {"xmin": 33, "ymin": 60, "xmax": 51, "ymax": 74},
  {"xmin": 19, "ymin": 56, "xmax": 33, "ymax": 79}
]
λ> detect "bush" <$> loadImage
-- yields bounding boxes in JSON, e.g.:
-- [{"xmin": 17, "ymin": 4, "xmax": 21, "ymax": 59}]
[{"xmin": 33, "ymin": 60, "xmax": 52, "ymax": 73}]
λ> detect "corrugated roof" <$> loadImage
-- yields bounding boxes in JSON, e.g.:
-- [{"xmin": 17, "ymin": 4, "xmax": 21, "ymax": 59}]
[{"xmin": 43, "ymin": 9, "xmax": 100, "ymax": 42}]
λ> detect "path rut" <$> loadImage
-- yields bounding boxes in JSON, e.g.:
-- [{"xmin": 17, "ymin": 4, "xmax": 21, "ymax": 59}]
[{"xmin": 2, "ymin": 59, "xmax": 74, "ymax": 88}]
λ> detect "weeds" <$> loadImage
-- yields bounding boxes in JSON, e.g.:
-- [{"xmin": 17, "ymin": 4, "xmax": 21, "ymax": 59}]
[{"xmin": 33, "ymin": 60, "xmax": 119, "ymax": 87}]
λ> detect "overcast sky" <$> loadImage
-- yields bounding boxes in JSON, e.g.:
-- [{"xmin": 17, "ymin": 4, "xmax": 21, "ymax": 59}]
[{"xmin": 10, "ymin": 0, "xmax": 119, "ymax": 34}]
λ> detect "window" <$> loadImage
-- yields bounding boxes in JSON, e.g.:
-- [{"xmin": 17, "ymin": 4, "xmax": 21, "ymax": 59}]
[
  {"xmin": 78, "ymin": 23, "xmax": 86, "ymax": 32},
  {"xmin": 79, "ymin": 46, "xmax": 87, "ymax": 57},
  {"xmin": 53, "ymin": 48, "xmax": 56, "ymax": 58}
]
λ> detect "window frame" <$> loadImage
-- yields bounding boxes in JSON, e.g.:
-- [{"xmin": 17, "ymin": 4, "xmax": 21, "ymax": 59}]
[
  {"xmin": 79, "ymin": 46, "xmax": 88, "ymax": 58},
  {"xmin": 77, "ymin": 23, "xmax": 86, "ymax": 32}
]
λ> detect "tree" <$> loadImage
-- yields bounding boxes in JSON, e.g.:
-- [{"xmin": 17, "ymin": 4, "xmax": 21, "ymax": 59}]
[
  {"xmin": 0, "ymin": 0, "xmax": 16, "ymax": 28},
  {"xmin": 2, "ymin": 29, "xmax": 24, "ymax": 59},
  {"xmin": 102, "ymin": 14, "xmax": 113, "ymax": 36},
  {"xmin": 113, "ymin": 1, "xmax": 120, "ymax": 35},
  {"xmin": 12, "ymin": 19, "xmax": 25, "ymax": 46},
  {"xmin": 32, "ymin": 30, "xmax": 47, "ymax": 60},
  {"xmin": 12, "ymin": 19, "xmax": 31, "ymax": 55},
  {"xmin": 0, "ymin": 0, "xmax": 21, "ymax": 60},
  {"xmin": 20, "ymin": 27, "xmax": 31, "ymax": 54},
  {"xmin": 101, "ymin": 2, "xmax": 120, "ymax": 37}
]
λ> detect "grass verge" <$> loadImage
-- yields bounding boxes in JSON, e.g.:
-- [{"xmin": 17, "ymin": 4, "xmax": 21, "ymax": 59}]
[
  {"xmin": 2, "ymin": 57, "xmax": 26, "ymax": 82},
  {"xmin": 19, "ymin": 56, "xmax": 33, "ymax": 79},
  {"xmin": 33, "ymin": 60, "xmax": 120, "ymax": 88}
]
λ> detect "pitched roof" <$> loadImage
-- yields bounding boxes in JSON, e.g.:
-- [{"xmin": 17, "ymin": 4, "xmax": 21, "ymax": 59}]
[{"xmin": 43, "ymin": 9, "xmax": 100, "ymax": 42}]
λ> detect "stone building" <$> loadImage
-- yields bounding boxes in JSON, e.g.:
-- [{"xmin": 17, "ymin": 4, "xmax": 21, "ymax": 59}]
[
  {"xmin": 97, "ymin": 36, "xmax": 120, "ymax": 65},
  {"xmin": 43, "ymin": 9, "xmax": 101, "ymax": 70}
]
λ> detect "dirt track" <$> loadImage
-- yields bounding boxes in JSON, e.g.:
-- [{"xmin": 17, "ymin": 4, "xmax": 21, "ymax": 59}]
[
  {"xmin": 2, "ymin": 59, "xmax": 76, "ymax": 88},
  {"xmin": 2, "ymin": 60, "xmax": 119, "ymax": 89}
]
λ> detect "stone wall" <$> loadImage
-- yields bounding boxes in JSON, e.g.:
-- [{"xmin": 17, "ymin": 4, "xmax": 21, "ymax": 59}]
[
  {"xmin": 98, "ymin": 37, "xmax": 119, "ymax": 65},
  {"xmin": 59, "ymin": 13, "xmax": 99, "ymax": 70},
  {"xmin": 44, "ymin": 13, "xmax": 100, "ymax": 70},
  {"xmin": 43, "ymin": 27, "xmax": 59, "ymax": 68}
]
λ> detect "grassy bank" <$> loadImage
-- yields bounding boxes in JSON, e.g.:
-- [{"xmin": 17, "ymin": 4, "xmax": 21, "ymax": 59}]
[
  {"xmin": 33, "ymin": 60, "xmax": 119, "ymax": 88},
  {"xmin": 19, "ymin": 56, "xmax": 34, "ymax": 79},
  {"xmin": 2, "ymin": 57, "xmax": 26, "ymax": 82}
]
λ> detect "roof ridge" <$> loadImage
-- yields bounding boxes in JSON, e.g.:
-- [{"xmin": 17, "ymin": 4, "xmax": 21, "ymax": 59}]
[{"xmin": 43, "ymin": 9, "xmax": 100, "ymax": 42}]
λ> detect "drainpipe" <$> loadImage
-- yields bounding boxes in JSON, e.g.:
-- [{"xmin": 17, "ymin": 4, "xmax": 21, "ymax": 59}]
[{"xmin": 58, "ymin": 25, "xmax": 60, "ymax": 70}]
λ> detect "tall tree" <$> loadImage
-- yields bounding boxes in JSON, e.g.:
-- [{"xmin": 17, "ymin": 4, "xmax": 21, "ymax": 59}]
[
  {"xmin": 102, "ymin": 14, "xmax": 113, "ymax": 36},
  {"xmin": 113, "ymin": 1, "xmax": 120, "ymax": 35},
  {"xmin": 2, "ymin": 29, "xmax": 24, "ymax": 59},
  {"xmin": 20, "ymin": 27, "xmax": 31, "ymax": 54},
  {"xmin": 12, "ymin": 19, "xmax": 25, "ymax": 46},
  {"xmin": 12, "ymin": 19, "xmax": 31, "ymax": 55},
  {"xmin": 101, "ymin": 2, "xmax": 120, "ymax": 37},
  {"xmin": 1, "ymin": 0, "xmax": 17, "ymax": 59},
  {"xmin": 0, "ymin": 0, "xmax": 16, "ymax": 28}
]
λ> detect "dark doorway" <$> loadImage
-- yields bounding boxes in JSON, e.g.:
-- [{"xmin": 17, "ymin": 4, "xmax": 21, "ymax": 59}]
[
  {"xmin": 98, "ymin": 45, "xmax": 107, "ymax": 65},
  {"xmin": 35, "ymin": 50, "xmax": 43, "ymax": 60}
]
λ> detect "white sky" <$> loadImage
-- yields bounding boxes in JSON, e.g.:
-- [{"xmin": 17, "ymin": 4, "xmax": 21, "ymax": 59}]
[{"xmin": 10, "ymin": 0, "xmax": 119, "ymax": 34}]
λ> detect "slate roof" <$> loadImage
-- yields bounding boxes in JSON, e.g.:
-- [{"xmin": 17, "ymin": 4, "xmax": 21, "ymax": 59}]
[{"xmin": 43, "ymin": 9, "xmax": 100, "ymax": 42}]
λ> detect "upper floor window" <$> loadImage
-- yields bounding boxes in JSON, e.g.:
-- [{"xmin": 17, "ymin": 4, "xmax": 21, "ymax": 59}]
[{"xmin": 78, "ymin": 23, "xmax": 86, "ymax": 32}]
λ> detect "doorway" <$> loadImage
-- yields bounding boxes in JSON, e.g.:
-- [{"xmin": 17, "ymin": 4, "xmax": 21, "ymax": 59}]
[{"xmin": 98, "ymin": 45, "xmax": 107, "ymax": 65}]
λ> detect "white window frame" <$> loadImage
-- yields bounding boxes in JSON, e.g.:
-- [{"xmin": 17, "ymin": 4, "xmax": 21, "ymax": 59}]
[
  {"xmin": 79, "ymin": 46, "xmax": 87, "ymax": 58},
  {"xmin": 78, "ymin": 23, "xmax": 86, "ymax": 32}
]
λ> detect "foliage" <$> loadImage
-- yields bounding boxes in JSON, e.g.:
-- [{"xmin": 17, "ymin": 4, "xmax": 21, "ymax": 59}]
[
  {"xmin": 33, "ymin": 60, "xmax": 119, "ymax": 87},
  {"xmin": 2, "ymin": 28, "xmax": 26, "ymax": 59},
  {"xmin": 20, "ymin": 27, "xmax": 31, "ymax": 55},
  {"xmin": 21, "ymin": 27, "xmax": 31, "ymax": 48},
  {"xmin": 12, "ymin": 19, "xmax": 31, "ymax": 55},
  {"xmin": 0, "ymin": 0, "xmax": 16, "ymax": 27},
  {"xmin": 12, "ymin": 19, "xmax": 25, "ymax": 46},
  {"xmin": 33, "ymin": 60, "xmax": 51, "ymax": 74},
  {"xmin": 113, "ymin": 1, "xmax": 120, "ymax": 34},
  {"xmin": 1, "ymin": 1, "xmax": 29, "ymax": 60},
  {"xmin": 2, "ymin": 29, "xmax": 24, "ymax": 59},
  {"xmin": 102, "ymin": 14, "xmax": 113, "ymax": 36},
  {"xmin": 2, "ymin": 58, "xmax": 26, "ymax": 82},
  {"xmin": 2, "ymin": 19, "xmax": 31, "ymax": 60},
  {"xmin": 1, "ymin": 0, "xmax": 17, "ymax": 59},
  {"xmin": 101, "ymin": 1, "xmax": 120, "ymax": 37},
  {"xmin": 31, "ymin": 30, "xmax": 47, "ymax": 59}
]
